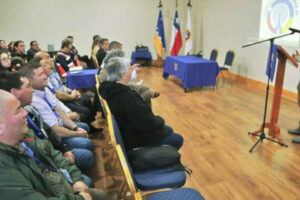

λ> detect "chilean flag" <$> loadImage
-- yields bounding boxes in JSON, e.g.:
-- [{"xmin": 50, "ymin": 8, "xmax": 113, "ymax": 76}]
[{"xmin": 170, "ymin": 10, "xmax": 182, "ymax": 56}]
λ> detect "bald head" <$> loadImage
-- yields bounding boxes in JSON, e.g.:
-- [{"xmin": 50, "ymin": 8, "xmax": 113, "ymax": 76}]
[
  {"xmin": 0, "ymin": 90, "xmax": 14, "ymax": 119},
  {"xmin": 34, "ymin": 51, "xmax": 54, "ymax": 70},
  {"xmin": 34, "ymin": 51, "xmax": 50, "ymax": 59},
  {"xmin": 0, "ymin": 89, "xmax": 28, "ymax": 146}
]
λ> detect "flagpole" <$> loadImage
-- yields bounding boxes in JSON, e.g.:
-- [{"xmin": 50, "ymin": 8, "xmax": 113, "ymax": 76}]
[
  {"xmin": 176, "ymin": 0, "xmax": 178, "ymax": 8},
  {"xmin": 187, "ymin": 0, "xmax": 192, "ymax": 7},
  {"xmin": 184, "ymin": 0, "xmax": 193, "ymax": 55},
  {"xmin": 158, "ymin": 0, "xmax": 162, "ymax": 8}
]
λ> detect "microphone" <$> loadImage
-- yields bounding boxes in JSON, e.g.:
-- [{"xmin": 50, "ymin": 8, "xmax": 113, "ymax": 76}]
[{"xmin": 289, "ymin": 27, "xmax": 300, "ymax": 33}]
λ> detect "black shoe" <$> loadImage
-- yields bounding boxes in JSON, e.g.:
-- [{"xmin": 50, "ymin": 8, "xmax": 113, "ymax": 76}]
[
  {"xmin": 288, "ymin": 127, "xmax": 300, "ymax": 135},
  {"xmin": 292, "ymin": 136, "xmax": 300, "ymax": 143}
]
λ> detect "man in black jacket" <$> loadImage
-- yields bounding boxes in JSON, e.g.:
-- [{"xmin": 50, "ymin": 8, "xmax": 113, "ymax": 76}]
[
  {"xmin": 99, "ymin": 57, "xmax": 183, "ymax": 150},
  {"xmin": 96, "ymin": 38, "xmax": 109, "ymax": 67}
]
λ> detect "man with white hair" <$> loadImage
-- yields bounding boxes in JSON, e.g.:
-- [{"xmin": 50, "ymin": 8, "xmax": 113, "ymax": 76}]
[{"xmin": 99, "ymin": 57, "xmax": 183, "ymax": 151}]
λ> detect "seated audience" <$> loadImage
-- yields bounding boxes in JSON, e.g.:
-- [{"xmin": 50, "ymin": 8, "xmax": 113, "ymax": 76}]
[
  {"xmin": 12, "ymin": 40, "xmax": 27, "ymax": 62},
  {"xmin": 55, "ymin": 39, "xmax": 80, "ymax": 78},
  {"xmin": 96, "ymin": 38, "xmax": 109, "ymax": 67},
  {"xmin": 27, "ymin": 40, "xmax": 41, "ymax": 61},
  {"xmin": 37, "ymin": 51, "xmax": 96, "ymax": 126},
  {"xmin": 0, "ymin": 71, "xmax": 94, "ymax": 174},
  {"xmin": 99, "ymin": 57, "xmax": 183, "ymax": 151},
  {"xmin": 0, "ymin": 89, "xmax": 106, "ymax": 200},
  {"xmin": 21, "ymin": 59, "xmax": 94, "ymax": 154},
  {"xmin": 0, "ymin": 49, "xmax": 12, "ymax": 72}
]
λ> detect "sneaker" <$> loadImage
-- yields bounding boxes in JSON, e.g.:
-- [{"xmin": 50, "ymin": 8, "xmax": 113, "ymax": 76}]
[
  {"xmin": 288, "ymin": 127, "xmax": 300, "ymax": 135},
  {"xmin": 292, "ymin": 136, "xmax": 300, "ymax": 143}
]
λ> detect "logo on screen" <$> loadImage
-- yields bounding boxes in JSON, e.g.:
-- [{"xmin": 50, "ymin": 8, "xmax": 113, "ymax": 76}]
[{"xmin": 267, "ymin": 0, "xmax": 295, "ymax": 34}]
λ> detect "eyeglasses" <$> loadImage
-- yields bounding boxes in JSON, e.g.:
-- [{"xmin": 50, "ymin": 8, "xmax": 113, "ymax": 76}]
[{"xmin": 0, "ymin": 58, "xmax": 11, "ymax": 62}]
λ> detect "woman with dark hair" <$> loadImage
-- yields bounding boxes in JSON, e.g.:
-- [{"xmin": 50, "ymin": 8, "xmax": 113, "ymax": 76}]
[
  {"xmin": 0, "ymin": 49, "xmax": 12, "ymax": 72},
  {"xmin": 8, "ymin": 41, "xmax": 15, "ymax": 53},
  {"xmin": 11, "ymin": 56, "xmax": 25, "ymax": 71}
]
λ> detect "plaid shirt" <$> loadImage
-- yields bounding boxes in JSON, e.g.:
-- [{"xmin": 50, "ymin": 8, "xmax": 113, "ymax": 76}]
[
  {"xmin": 31, "ymin": 89, "xmax": 63, "ymax": 127},
  {"xmin": 48, "ymin": 70, "xmax": 67, "ymax": 93}
]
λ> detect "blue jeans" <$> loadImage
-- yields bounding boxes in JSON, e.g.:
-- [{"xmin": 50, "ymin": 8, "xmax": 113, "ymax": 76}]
[
  {"xmin": 75, "ymin": 121, "xmax": 90, "ymax": 133},
  {"xmin": 72, "ymin": 148, "xmax": 94, "ymax": 172},
  {"xmin": 82, "ymin": 174, "xmax": 94, "ymax": 187},
  {"xmin": 63, "ymin": 137, "xmax": 94, "ymax": 151},
  {"xmin": 64, "ymin": 97, "xmax": 94, "ymax": 123}
]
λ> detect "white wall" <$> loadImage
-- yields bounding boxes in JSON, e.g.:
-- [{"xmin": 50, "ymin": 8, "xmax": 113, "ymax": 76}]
[
  {"xmin": 0, "ymin": 0, "xmax": 201, "ymax": 60},
  {"xmin": 199, "ymin": 0, "xmax": 300, "ymax": 92}
]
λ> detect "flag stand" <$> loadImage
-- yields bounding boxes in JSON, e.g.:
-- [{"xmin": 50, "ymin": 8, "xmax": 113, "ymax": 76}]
[
  {"xmin": 242, "ymin": 31, "xmax": 296, "ymax": 152},
  {"xmin": 152, "ymin": 54, "xmax": 165, "ymax": 68}
]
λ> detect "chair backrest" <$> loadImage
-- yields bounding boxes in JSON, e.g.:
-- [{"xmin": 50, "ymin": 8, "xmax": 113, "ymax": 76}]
[
  {"xmin": 209, "ymin": 48, "xmax": 218, "ymax": 61},
  {"xmin": 100, "ymin": 97, "xmax": 110, "ymax": 119},
  {"xmin": 92, "ymin": 55, "xmax": 100, "ymax": 69},
  {"xmin": 95, "ymin": 74, "xmax": 100, "ymax": 91},
  {"xmin": 95, "ymin": 75, "xmax": 109, "ymax": 118},
  {"xmin": 111, "ymin": 115, "xmax": 127, "ymax": 153},
  {"xmin": 223, "ymin": 50, "xmax": 235, "ymax": 69},
  {"xmin": 107, "ymin": 112, "xmax": 117, "ymax": 147},
  {"xmin": 116, "ymin": 144, "xmax": 138, "ymax": 197}
]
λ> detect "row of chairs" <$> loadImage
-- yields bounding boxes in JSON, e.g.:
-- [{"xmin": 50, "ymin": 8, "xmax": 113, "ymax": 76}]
[
  {"xmin": 95, "ymin": 75, "xmax": 205, "ymax": 200},
  {"xmin": 210, "ymin": 48, "xmax": 235, "ymax": 80}
]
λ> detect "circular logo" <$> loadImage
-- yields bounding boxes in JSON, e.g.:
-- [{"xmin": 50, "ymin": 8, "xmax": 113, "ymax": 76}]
[
  {"xmin": 185, "ymin": 29, "xmax": 192, "ymax": 41},
  {"xmin": 267, "ymin": 0, "xmax": 295, "ymax": 34}
]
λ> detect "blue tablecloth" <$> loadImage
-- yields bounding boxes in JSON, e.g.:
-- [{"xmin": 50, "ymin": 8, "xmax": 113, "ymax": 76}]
[
  {"xmin": 163, "ymin": 56, "xmax": 219, "ymax": 91},
  {"xmin": 131, "ymin": 51, "xmax": 152, "ymax": 65},
  {"xmin": 67, "ymin": 69, "xmax": 98, "ymax": 89}
]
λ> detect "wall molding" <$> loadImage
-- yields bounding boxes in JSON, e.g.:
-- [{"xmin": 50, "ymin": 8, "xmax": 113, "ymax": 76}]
[{"xmin": 224, "ymin": 72, "xmax": 297, "ymax": 102}]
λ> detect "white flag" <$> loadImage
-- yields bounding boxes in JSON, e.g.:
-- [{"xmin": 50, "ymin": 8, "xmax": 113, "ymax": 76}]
[{"xmin": 184, "ymin": 8, "xmax": 193, "ymax": 55}]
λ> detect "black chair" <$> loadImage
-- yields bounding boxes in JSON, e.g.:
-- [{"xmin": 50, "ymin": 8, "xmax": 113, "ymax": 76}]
[
  {"xmin": 218, "ymin": 50, "xmax": 235, "ymax": 81},
  {"xmin": 209, "ymin": 48, "xmax": 218, "ymax": 61}
]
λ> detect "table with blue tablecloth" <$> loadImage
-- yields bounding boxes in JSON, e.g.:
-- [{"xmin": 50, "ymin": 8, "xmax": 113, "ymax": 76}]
[
  {"xmin": 131, "ymin": 51, "xmax": 152, "ymax": 65},
  {"xmin": 67, "ymin": 69, "xmax": 98, "ymax": 89},
  {"xmin": 163, "ymin": 56, "xmax": 219, "ymax": 92}
]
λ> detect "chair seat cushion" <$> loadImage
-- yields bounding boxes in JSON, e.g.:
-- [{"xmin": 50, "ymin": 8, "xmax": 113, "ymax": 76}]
[
  {"xmin": 147, "ymin": 188, "xmax": 205, "ymax": 200},
  {"xmin": 133, "ymin": 168, "xmax": 186, "ymax": 190}
]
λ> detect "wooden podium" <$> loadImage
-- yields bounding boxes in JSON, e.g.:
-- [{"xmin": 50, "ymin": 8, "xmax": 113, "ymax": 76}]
[{"xmin": 251, "ymin": 46, "xmax": 298, "ymax": 143}]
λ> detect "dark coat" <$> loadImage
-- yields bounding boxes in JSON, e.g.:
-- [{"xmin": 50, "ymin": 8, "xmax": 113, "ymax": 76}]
[
  {"xmin": 96, "ymin": 48, "xmax": 107, "ymax": 67},
  {"xmin": 99, "ymin": 81, "xmax": 169, "ymax": 150},
  {"xmin": 0, "ymin": 129, "xmax": 84, "ymax": 200}
]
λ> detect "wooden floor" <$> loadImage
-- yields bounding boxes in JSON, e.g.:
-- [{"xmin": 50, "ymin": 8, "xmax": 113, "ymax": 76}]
[{"xmin": 92, "ymin": 67, "xmax": 300, "ymax": 200}]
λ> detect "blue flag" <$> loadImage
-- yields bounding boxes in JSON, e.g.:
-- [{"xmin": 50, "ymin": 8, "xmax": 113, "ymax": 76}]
[
  {"xmin": 265, "ymin": 44, "xmax": 277, "ymax": 82},
  {"xmin": 154, "ymin": 10, "xmax": 166, "ymax": 57}
]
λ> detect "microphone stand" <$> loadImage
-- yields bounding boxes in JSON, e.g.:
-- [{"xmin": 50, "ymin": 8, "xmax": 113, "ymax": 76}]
[{"xmin": 242, "ymin": 31, "xmax": 295, "ymax": 152}]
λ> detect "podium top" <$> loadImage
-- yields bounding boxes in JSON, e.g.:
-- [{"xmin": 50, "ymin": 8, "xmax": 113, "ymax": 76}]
[{"xmin": 278, "ymin": 46, "xmax": 298, "ymax": 68}]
